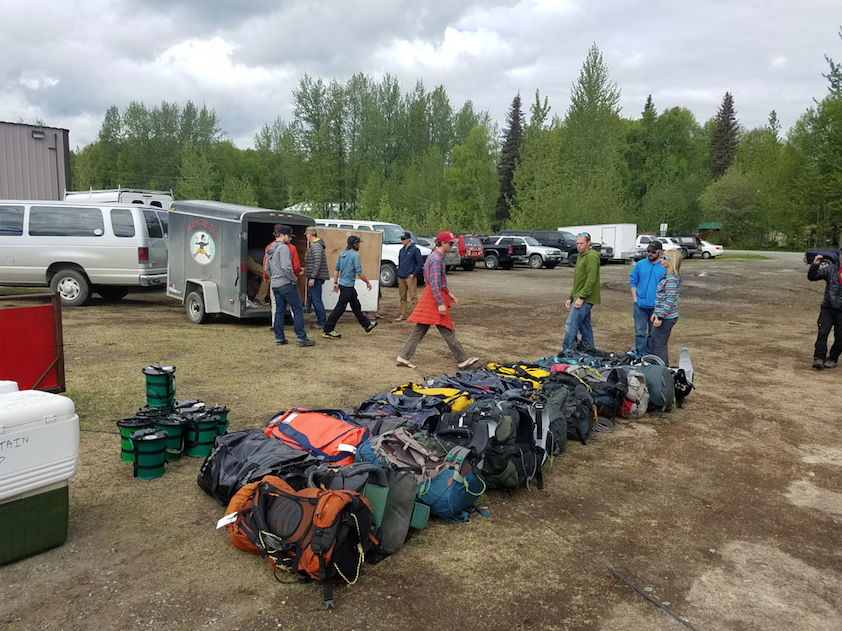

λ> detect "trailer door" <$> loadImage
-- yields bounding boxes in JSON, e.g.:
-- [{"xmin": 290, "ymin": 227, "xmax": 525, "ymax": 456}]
[{"xmin": 316, "ymin": 226, "xmax": 381, "ymax": 313}]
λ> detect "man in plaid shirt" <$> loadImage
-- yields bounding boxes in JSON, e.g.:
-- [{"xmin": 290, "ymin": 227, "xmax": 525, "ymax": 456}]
[{"xmin": 396, "ymin": 231, "xmax": 479, "ymax": 370}]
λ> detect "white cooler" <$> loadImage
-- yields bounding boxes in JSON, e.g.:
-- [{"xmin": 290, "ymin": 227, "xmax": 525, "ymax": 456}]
[{"xmin": 0, "ymin": 380, "xmax": 79, "ymax": 564}]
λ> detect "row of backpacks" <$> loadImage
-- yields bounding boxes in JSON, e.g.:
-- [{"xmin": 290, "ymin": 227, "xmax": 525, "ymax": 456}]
[{"xmin": 197, "ymin": 343, "xmax": 694, "ymax": 608}]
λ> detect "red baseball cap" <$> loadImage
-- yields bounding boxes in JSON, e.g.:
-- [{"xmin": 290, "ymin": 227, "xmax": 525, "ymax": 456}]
[{"xmin": 436, "ymin": 231, "xmax": 457, "ymax": 244}]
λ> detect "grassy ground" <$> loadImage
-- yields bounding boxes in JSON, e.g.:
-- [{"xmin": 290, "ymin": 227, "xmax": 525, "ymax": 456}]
[{"xmin": 1, "ymin": 257, "xmax": 841, "ymax": 631}]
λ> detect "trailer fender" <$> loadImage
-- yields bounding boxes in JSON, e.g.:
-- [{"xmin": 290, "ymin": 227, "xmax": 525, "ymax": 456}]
[{"xmin": 185, "ymin": 280, "xmax": 221, "ymax": 314}]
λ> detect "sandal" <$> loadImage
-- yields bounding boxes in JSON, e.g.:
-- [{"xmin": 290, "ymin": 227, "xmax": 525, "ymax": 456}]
[
  {"xmin": 458, "ymin": 357, "xmax": 480, "ymax": 369},
  {"xmin": 396, "ymin": 357, "xmax": 417, "ymax": 369}
]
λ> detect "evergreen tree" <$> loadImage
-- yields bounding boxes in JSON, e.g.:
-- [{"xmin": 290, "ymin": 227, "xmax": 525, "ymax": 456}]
[
  {"xmin": 710, "ymin": 92, "xmax": 741, "ymax": 179},
  {"xmin": 495, "ymin": 93, "xmax": 524, "ymax": 228}
]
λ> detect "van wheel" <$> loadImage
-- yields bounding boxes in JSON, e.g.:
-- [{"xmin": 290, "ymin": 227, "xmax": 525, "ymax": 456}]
[
  {"xmin": 484, "ymin": 254, "xmax": 499, "ymax": 270},
  {"xmin": 50, "ymin": 269, "xmax": 91, "ymax": 307},
  {"xmin": 568, "ymin": 253, "xmax": 578, "ymax": 267},
  {"xmin": 462, "ymin": 261, "xmax": 476, "ymax": 271},
  {"xmin": 186, "ymin": 290, "xmax": 210, "ymax": 324},
  {"xmin": 529, "ymin": 254, "xmax": 544, "ymax": 269},
  {"xmin": 379, "ymin": 262, "xmax": 397, "ymax": 288},
  {"xmin": 98, "ymin": 286, "xmax": 129, "ymax": 302}
]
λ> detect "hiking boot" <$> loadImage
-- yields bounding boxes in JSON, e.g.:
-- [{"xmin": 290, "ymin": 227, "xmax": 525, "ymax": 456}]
[
  {"xmin": 310, "ymin": 324, "xmax": 323, "ymax": 330},
  {"xmin": 296, "ymin": 338, "xmax": 315, "ymax": 347},
  {"xmin": 824, "ymin": 359, "xmax": 838, "ymax": 369},
  {"xmin": 276, "ymin": 339, "xmax": 288, "ymax": 346},
  {"xmin": 812, "ymin": 358, "xmax": 825, "ymax": 370},
  {"xmin": 365, "ymin": 320, "xmax": 378, "ymax": 335},
  {"xmin": 323, "ymin": 330, "xmax": 341, "ymax": 339}
]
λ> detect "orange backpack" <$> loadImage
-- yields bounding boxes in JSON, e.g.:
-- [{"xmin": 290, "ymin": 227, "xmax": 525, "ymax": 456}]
[
  {"xmin": 225, "ymin": 475, "xmax": 377, "ymax": 609},
  {"xmin": 264, "ymin": 408, "xmax": 370, "ymax": 467}
]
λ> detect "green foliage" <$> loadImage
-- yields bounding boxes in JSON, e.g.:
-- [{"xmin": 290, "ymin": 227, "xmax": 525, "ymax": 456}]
[
  {"xmin": 710, "ymin": 92, "xmax": 741, "ymax": 179},
  {"xmin": 175, "ymin": 145, "xmax": 216, "ymax": 200},
  {"xmin": 495, "ymin": 93, "xmax": 524, "ymax": 228}
]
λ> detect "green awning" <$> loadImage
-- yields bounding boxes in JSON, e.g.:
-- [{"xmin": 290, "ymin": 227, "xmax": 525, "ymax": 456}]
[{"xmin": 698, "ymin": 222, "xmax": 722, "ymax": 230}]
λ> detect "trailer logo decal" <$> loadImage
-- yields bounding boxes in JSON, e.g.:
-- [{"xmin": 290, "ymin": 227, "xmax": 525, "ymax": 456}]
[{"xmin": 190, "ymin": 231, "xmax": 216, "ymax": 265}]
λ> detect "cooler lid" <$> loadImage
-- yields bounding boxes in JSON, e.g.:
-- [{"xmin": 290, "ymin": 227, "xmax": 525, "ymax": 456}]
[{"xmin": 0, "ymin": 389, "xmax": 77, "ymax": 430}]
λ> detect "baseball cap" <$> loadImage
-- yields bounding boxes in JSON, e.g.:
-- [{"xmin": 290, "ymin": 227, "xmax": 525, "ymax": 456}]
[
  {"xmin": 436, "ymin": 231, "xmax": 457, "ymax": 244},
  {"xmin": 646, "ymin": 241, "xmax": 662, "ymax": 253},
  {"xmin": 400, "ymin": 231, "xmax": 412, "ymax": 240},
  {"xmin": 347, "ymin": 235, "xmax": 363, "ymax": 245},
  {"xmin": 273, "ymin": 224, "xmax": 294, "ymax": 236}
]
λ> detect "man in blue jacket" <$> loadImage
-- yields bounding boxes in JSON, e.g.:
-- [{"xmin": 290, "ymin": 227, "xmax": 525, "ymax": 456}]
[
  {"xmin": 628, "ymin": 241, "xmax": 665, "ymax": 357},
  {"xmin": 395, "ymin": 231, "xmax": 423, "ymax": 322}
]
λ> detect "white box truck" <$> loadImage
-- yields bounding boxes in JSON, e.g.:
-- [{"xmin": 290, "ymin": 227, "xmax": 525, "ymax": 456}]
[{"xmin": 556, "ymin": 223, "xmax": 638, "ymax": 262}]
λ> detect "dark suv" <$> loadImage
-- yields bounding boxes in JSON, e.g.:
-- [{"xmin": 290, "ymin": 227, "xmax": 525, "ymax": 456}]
[{"xmin": 671, "ymin": 234, "xmax": 702, "ymax": 259}]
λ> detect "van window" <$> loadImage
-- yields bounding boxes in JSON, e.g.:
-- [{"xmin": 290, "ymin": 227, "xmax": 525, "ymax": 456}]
[
  {"xmin": 0, "ymin": 205, "xmax": 24, "ymax": 236},
  {"xmin": 29, "ymin": 206, "xmax": 104, "ymax": 237},
  {"xmin": 357, "ymin": 225, "xmax": 373, "ymax": 231},
  {"xmin": 374, "ymin": 224, "xmax": 403, "ymax": 244},
  {"xmin": 339, "ymin": 224, "xmax": 353, "ymax": 229},
  {"xmin": 111, "ymin": 209, "xmax": 136, "ymax": 237},
  {"xmin": 156, "ymin": 211, "xmax": 168, "ymax": 236},
  {"xmin": 143, "ymin": 209, "xmax": 164, "ymax": 238}
]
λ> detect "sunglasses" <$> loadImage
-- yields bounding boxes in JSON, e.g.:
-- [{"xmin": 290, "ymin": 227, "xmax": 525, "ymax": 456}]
[
  {"xmin": 662, "ymin": 255, "xmax": 670, "ymax": 261},
  {"xmin": 577, "ymin": 232, "xmax": 590, "ymax": 239}
]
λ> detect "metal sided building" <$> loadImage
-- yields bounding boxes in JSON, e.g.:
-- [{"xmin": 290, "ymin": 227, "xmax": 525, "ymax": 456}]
[{"xmin": 0, "ymin": 122, "xmax": 72, "ymax": 201}]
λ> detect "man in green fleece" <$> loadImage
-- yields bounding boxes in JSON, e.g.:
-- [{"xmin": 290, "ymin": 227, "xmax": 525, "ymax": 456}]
[{"xmin": 563, "ymin": 232, "xmax": 601, "ymax": 350}]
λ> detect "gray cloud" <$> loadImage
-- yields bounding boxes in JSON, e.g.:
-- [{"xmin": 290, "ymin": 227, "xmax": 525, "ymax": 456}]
[{"xmin": 1, "ymin": 0, "xmax": 838, "ymax": 148}]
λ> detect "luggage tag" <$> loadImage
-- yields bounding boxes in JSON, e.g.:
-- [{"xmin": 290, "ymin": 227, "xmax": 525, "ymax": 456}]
[{"xmin": 216, "ymin": 512, "xmax": 238, "ymax": 529}]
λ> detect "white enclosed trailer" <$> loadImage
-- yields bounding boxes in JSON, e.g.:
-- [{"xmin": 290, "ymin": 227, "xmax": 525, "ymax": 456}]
[{"xmin": 557, "ymin": 223, "xmax": 638, "ymax": 262}]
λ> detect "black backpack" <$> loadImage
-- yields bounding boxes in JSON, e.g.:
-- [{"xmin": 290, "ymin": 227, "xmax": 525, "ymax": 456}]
[{"xmin": 197, "ymin": 429, "xmax": 317, "ymax": 505}]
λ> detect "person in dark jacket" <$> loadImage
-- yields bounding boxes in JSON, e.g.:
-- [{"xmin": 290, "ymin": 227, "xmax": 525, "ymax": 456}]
[
  {"xmin": 807, "ymin": 253, "xmax": 842, "ymax": 369},
  {"xmin": 305, "ymin": 226, "xmax": 330, "ymax": 329},
  {"xmin": 395, "ymin": 231, "xmax": 423, "ymax": 322}
]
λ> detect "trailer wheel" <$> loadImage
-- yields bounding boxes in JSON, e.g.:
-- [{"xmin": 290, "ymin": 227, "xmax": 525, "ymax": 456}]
[{"xmin": 186, "ymin": 290, "xmax": 210, "ymax": 324}]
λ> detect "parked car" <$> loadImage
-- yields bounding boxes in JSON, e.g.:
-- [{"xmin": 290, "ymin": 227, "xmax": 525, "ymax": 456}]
[
  {"xmin": 671, "ymin": 234, "xmax": 702, "ymax": 258},
  {"xmin": 0, "ymin": 200, "xmax": 168, "ymax": 306},
  {"xmin": 416, "ymin": 234, "xmax": 460, "ymax": 271},
  {"xmin": 487, "ymin": 235, "xmax": 563, "ymax": 269},
  {"xmin": 699, "ymin": 240, "xmax": 724, "ymax": 259},
  {"xmin": 633, "ymin": 234, "xmax": 683, "ymax": 261},
  {"xmin": 455, "ymin": 235, "xmax": 484, "ymax": 271},
  {"xmin": 478, "ymin": 236, "xmax": 527, "ymax": 270}
]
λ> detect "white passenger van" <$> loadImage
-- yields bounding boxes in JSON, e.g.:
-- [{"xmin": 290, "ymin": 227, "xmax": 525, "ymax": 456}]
[
  {"xmin": 0, "ymin": 201, "xmax": 168, "ymax": 306},
  {"xmin": 64, "ymin": 187, "xmax": 174, "ymax": 208},
  {"xmin": 314, "ymin": 219, "xmax": 432, "ymax": 287}
]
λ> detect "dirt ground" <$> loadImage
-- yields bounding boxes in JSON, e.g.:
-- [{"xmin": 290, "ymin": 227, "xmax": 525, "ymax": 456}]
[{"xmin": 1, "ymin": 253, "xmax": 841, "ymax": 631}]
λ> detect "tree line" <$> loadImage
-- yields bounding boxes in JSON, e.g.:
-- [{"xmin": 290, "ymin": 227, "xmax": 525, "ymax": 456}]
[{"xmin": 71, "ymin": 33, "xmax": 842, "ymax": 248}]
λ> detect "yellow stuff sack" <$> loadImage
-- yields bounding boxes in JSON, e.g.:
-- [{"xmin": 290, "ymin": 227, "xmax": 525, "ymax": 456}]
[{"xmin": 391, "ymin": 383, "xmax": 474, "ymax": 411}]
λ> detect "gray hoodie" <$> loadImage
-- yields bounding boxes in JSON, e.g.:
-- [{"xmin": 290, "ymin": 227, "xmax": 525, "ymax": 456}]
[{"xmin": 265, "ymin": 240, "xmax": 297, "ymax": 288}]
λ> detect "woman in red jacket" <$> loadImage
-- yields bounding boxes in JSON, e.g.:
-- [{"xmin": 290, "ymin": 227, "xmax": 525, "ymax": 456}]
[{"xmin": 396, "ymin": 231, "xmax": 479, "ymax": 370}]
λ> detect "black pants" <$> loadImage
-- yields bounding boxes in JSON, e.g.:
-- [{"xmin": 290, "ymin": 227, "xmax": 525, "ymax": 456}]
[
  {"xmin": 324, "ymin": 285, "xmax": 370, "ymax": 333},
  {"xmin": 815, "ymin": 305, "xmax": 842, "ymax": 360}
]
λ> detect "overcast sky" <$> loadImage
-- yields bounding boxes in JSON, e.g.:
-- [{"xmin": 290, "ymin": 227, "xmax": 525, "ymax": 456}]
[{"xmin": 1, "ymin": 0, "xmax": 839, "ymax": 150}]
